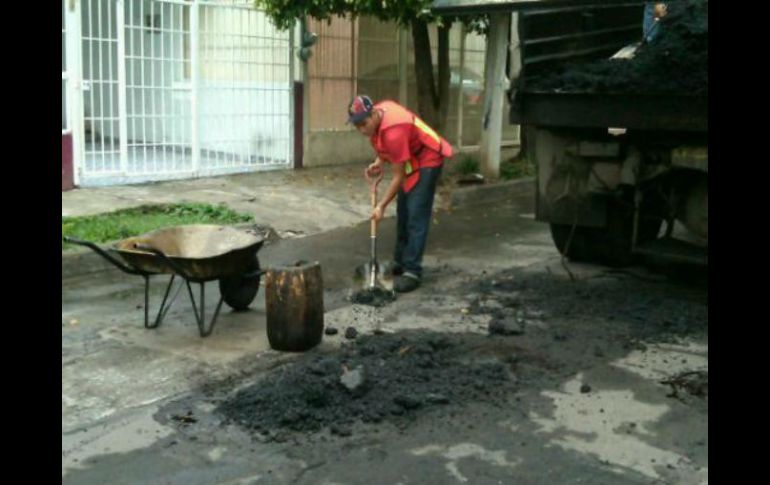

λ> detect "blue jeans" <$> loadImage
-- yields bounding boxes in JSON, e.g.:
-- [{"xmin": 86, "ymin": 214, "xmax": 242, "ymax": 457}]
[{"xmin": 394, "ymin": 166, "xmax": 442, "ymax": 278}]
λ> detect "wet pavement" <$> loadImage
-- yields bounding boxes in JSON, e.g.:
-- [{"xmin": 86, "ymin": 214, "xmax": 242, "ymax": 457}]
[{"xmin": 62, "ymin": 180, "xmax": 707, "ymax": 484}]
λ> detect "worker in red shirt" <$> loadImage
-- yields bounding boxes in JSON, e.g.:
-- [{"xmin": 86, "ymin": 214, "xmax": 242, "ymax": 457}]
[{"xmin": 348, "ymin": 95, "xmax": 454, "ymax": 293}]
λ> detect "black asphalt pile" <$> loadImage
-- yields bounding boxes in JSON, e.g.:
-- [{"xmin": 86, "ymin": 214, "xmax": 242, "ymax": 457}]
[
  {"xmin": 350, "ymin": 287, "xmax": 396, "ymax": 307},
  {"xmin": 529, "ymin": 0, "xmax": 707, "ymax": 95},
  {"xmin": 217, "ymin": 331, "xmax": 514, "ymax": 437}
]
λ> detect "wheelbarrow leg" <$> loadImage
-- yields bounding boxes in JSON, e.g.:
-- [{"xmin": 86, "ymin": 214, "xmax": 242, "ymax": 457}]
[
  {"xmin": 184, "ymin": 281, "xmax": 225, "ymax": 338},
  {"xmin": 144, "ymin": 276, "xmax": 151, "ymax": 328},
  {"xmin": 156, "ymin": 275, "xmax": 182, "ymax": 328},
  {"xmin": 143, "ymin": 275, "xmax": 180, "ymax": 329}
]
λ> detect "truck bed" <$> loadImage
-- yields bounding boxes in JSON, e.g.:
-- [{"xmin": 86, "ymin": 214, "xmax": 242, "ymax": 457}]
[
  {"xmin": 507, "ymin": 1, "xmax": 707, "ymax": 131},
  {"xmin": 510, "ymin": 91, "xmax": 707, "ymax": 131}
]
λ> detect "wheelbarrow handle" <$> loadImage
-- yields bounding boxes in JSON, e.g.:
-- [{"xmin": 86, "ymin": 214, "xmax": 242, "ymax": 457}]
[{"xmin": 63, "ymin": 236, "xmax": 147, "ymax": 276}]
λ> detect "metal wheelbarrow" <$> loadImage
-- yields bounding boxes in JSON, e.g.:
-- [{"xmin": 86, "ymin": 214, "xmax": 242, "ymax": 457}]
[{"xmin": 64, "ymin": 224, "xmax": 265, "ymax": 337}]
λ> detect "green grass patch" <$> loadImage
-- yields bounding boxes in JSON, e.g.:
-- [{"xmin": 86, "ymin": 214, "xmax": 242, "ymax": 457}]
[
  {"xmin": 62, "ymin": 203, "xmax": 253, "ymax": 250},
  {"xmin": 500, "ymin": 158, "xmax": 536, "ymax": 181},
  {"xmin": 455, "ymin": 155, "xmax": 480, "ymax": 176}
]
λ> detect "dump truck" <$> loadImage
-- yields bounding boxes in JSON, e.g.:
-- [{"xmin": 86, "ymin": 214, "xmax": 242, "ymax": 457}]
[{"xmin": 433, "ymin": 0, "xmax": 708, "ymax": 266}]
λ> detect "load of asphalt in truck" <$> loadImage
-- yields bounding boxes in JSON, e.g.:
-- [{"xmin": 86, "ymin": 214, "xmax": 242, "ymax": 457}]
[{"xmin": 529, "ymin": 0, "xmax": 707, "ymax": 95}]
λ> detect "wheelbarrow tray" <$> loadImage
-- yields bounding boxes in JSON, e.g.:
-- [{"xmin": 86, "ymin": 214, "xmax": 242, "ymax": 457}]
[{"xmin": 113, "ymin": 224, "xmax": 264, "ymax": 281}]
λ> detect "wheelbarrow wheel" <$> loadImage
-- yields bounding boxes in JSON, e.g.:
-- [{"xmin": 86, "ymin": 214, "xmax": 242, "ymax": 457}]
[{"xmin": 219, "ymin": 256, "xmax": 261, "ymax": 311}]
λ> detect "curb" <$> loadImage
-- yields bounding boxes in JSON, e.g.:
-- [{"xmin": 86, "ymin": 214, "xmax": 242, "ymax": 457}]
[
  {"xmin": 447, "ymin": 176, "xmax": 534, "ymax": 208},
  {"xmin": 62, "ymin": 177, "xmax": 535, "ymax": 280}
]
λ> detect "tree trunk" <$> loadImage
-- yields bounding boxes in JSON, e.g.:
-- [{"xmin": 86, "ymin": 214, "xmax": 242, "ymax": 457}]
[
  {"xmin": 412, "ymin": 19, "xmax": 450, "ymax": 133},
  {"xmin": 411, "ymin": 18, "xmax": 439, "ymax": 128},
  {"xmin": 437, "ymin": 24, "xmax": 451, "ymax": 133},
  {"xmin": 265, "ymin": 261, "xmax": 324, "ymax": 352},
  {"xmin": 410, "ymin": 19, "xmax": 452, "ymax": 133}
]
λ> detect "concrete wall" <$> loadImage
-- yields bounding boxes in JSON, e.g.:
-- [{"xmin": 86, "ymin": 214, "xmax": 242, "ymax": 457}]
[
  {"xmin": 198, "ymin": 82, "xmax": 291, "ymax": 162},
  {"xmin": 304, "ymin": 17, "xmax": 520, "ymax": 168},
  {"xmin": 304, "ymin": 131, "xmax": 373, "ymax": 167}
]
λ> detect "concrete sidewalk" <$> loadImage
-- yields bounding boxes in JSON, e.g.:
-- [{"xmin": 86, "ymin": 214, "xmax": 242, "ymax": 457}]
[
  {"xmin": 62, "ymin": 162, "xmax": 534, "ymax": 277},
  {"xmin": 63, "ymin": 164, "xmax": 376, "ymax": 238}
]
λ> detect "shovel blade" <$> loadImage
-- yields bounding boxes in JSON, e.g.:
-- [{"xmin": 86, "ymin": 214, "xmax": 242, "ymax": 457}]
[{"xmin": 353, "ymin": 261, "xmax": 392, "ymax": 290}]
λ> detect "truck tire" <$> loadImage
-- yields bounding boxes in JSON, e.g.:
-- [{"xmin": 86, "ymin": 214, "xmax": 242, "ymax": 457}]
[
  {"xmin": 550, "ymin": 194, "xmax": 662, "ymax": 267},
  {"xmin": 550, "ymin": 223, "xmax": 594, "ymax": 263}
]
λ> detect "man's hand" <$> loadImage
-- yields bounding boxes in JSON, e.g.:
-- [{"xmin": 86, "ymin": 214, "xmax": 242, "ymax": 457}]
[
  {"xmin": 365, "ymin": 158, "xmax": 384, "ymax": 178},
  {"xmin": 371, "ymin": 205, "xmax": 384, "ymax": 222}
]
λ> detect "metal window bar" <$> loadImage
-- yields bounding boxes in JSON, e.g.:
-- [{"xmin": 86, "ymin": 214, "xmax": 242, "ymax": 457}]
[
  {"xmin": 161, "ymin": 2, "xmax": 168, "ymax": 171},
  {"xmin": 108, "ymin": 0, "xmax": 115, "ymax": 162},
  {"xmin": 82, "ymin": 0, "xmax": 118, "ymax": 175},
  {"xmin": 140, "ymin": 0, "xmax": 147, "ymax": 171},
  {"xmin": 117, "ymin": 0, "xmax": 127, "ymax": 174},
  {"xmin": 197, "ymin": 4, "xmax": 291, "ymax": 174},
  {"xmin": 165, "ymin": 3, "xmax": 170, "ymax": 171},
  {"xmin": 246, "ymin": 9, "xmax": 252, "ymax": 167},
  {"xmin": 178, "ymin": 4, "xmax": 186, "ymax": 172},
  {"xmin": 163, "ymin": 3, "xmax": 171, "ymax": 171},
  {"xmin": 62, "ymin": 0, "xmax": 68, "ymax": 133},
  {"xmin": 268, "ymin": 15, "xmax": 274, "ymax": 166},
  {"xmin": 77, "ymin": 0, "xmax": 292, "ymax": 186},
  {"xmin": 150, "ymin": 0, "xmax": 157, "ymax": 174},
  {"xmin": 228, "ymin": 17, "xmax": 233, "ymax": 165},
  {"xmin": 87, "ymin": 0, "xmax": 95, "ymax": 172},
  {"xmin": 173, "ymin": 3, "xmax": 179, "ymax": 173},
  {"xmin": 190, "ymin": 0, "xmax": 200, "ymax": 175},
  {"xmin": 126, "ymin": 0, "xmax": 133, "ymax": 171},
  {"xmin": 169, "ymin": 3, "xmax": 174, "ymax": 171},
  {"xmin": 181, "ymin": 3, "xmax": 189, "ymax": 173},
  {"xmin": 97, "ymin": 0, "xmax": 104, "ymax": 172}
]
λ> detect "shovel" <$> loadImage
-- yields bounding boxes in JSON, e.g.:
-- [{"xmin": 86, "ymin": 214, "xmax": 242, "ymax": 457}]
[
  {"xmin": 365, "ymin": 167, "xmax": 384, "ymax": 287},
  {"xmin": 352, "ymin": 167, "xmax": 395, "ymax": 306}
]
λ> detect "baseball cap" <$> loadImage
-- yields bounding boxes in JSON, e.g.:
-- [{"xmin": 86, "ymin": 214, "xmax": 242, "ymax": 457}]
[{"xmin": 347, "ymin": 95, "xmax": 374, "ymax": 124}]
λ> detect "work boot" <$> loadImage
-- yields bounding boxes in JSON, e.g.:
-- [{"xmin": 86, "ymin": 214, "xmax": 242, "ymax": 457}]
[
  {"xmin": 383, "ymin": 261, "xmax": 403, "ymax": 277},
  {"xmin": 394, "ymin": 272, "xmax": 421, "ymax": 293}
]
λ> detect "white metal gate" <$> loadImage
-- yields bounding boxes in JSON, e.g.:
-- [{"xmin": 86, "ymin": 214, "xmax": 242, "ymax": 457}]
[
  {"xmin": 65, "ymin": 0, "xmax": 293, "ymax": 186},
  {"xmin": 62, "ymin": 0, "xmax": 70, "ymax": 134}
]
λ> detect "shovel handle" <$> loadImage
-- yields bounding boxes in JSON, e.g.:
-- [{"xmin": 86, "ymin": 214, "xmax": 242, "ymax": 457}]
[
  {"xmin": 364, "ymin": 166, "xmax": 384, "ymax": 192},
  {"xmin": 370, "ymin": 183, "xmax": 378, "ymax": 237},
  {"xmin": 365, "ymin": 166, "xmax": 383, "ymax": 237}
]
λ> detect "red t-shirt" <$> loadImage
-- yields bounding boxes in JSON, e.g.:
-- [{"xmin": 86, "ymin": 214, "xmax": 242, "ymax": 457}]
[{"xmin": 371, "ymin": 124, "xmax": 444, "ymax": 170}]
